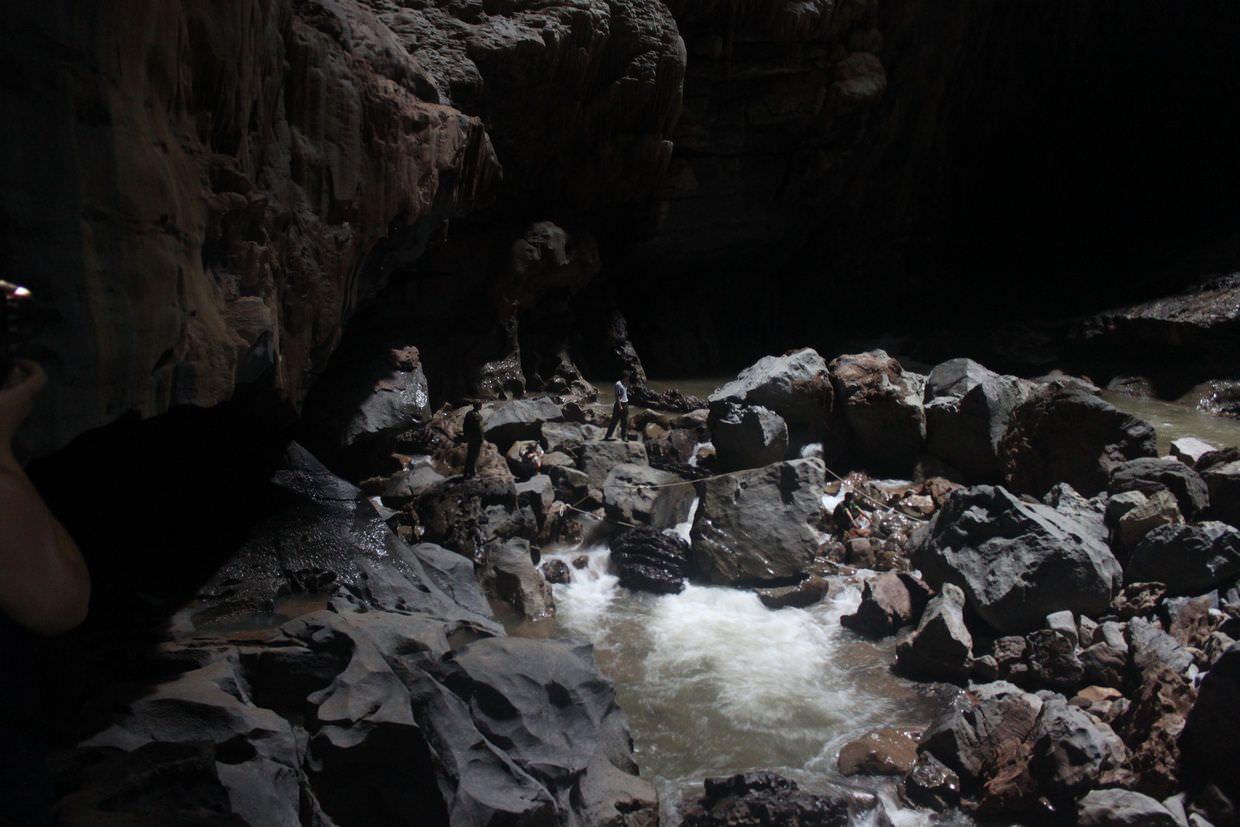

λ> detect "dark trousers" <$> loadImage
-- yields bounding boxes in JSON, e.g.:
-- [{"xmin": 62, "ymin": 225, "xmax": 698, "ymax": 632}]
[
  {"xmin": 604, "ymin": 401, "xmax": 628, "ymax": 440},
  {"xmin": 464, "ymin": 440, "xmax": 481, "ymax": 477}
]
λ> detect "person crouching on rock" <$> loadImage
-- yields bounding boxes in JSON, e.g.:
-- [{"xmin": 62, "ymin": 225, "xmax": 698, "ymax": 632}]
[
  {"xmin": 0, "ymin": 360, "xmax": 91, "ymax": 826},
  {"xmin": 604, "ymin": 372, "xmax": 630, "ymax": 441},
  {"xmin": 462, "ymin": 400, "xmax": 483, "ymax": 478}
]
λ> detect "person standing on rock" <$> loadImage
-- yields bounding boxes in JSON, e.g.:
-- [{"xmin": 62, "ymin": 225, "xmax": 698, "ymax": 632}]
[
  {"xmin": 605, "ymin": 372, "xmax": 630, "ymax": 441},
  {"xmin": 463, "ymin": 400, "xmax": 483, "ymax": 478},
  {"xmin": 0, "ymin": 360, "xmax": 91, "ymax": 826}
]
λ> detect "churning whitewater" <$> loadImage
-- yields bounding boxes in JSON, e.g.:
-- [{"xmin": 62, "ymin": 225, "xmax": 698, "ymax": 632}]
[{"xmin": 544, "ymin": 536, "xmax": 951, "ymax": 826}]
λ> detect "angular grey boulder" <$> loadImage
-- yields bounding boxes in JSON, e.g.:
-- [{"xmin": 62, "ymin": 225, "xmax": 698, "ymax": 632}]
[
  {"xmin": 1128, "ymin": 521, "xmax": 1240, "ymax": 596},
  {"xmin": 709, "ymin": 347, "xmax": 833, "ymax": 430},
  {"xmin": 910, "ymin": 485, "xmax": 1123, "ymax": 634},
  {"xmin": 1202, "ymin": 457, "xmax": 1240, "ymax": 529},
  {"xmin": 1029, "ymin": 696, "xmax": 1129, "ymax": 801},
  {"xmin": 577, "ymin": 440, "xmax": 648, "ymax": 491},
  {"xmin": 999, "ymin": 386, "xmax": 1157, "ymax": 497},
  {"xmin": 690, "ymin": 458, "xmax": 826, "ymax": 585},
  {"xmin": 707, "ymin": 399, "xmax": 789, "ymax": 471},
  {"xmin": 1109, "ymin": 456, "xmax": 1209, "ymax": 519},
  {"xmin": 483, "ymin": 397, "xmax": 564, "ymax": 452},
  {"xmin": 1076, "ymin": 789, "xmax": 1182, "ymax": 826},
  {"xmin": 924, "ymin": 358, "xmax": 1031, "ymax": 483},
  {"xmin": 895, "ymin": 583, "xmax": 973, "ymax": 683},
  {"xmin": 603, "ymin": 463, "xmax": 696, "ymax": 529}
]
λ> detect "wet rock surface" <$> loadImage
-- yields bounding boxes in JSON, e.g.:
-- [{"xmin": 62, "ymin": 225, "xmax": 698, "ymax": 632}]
[{"xmin": 610, "ymin": 528, "xmax": 692, "ymax": 595}]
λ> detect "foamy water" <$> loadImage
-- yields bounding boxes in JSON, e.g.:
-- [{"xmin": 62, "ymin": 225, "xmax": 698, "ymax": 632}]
[{"xmin": 543, "ymin": 541, "xmax": 957, "ymax": 826}]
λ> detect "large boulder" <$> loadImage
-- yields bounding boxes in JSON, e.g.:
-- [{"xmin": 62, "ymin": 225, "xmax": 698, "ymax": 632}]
[
  {"xmin": 62, "ymin": 444, "xmax": 656, "ymax": 827},
  {"xmin": 1127, "ymin": 521, "xmax": 1240, "ymax": 596},
  {"xmin": 1108, "ymin": 456, "xmax": 1210, "ymax": 519},
  {"xmin": 480, "ymin": 538, "xmax": 555, "ymax": 623},
  {"xmin": 1169, "ymin": 436, "xmax": 1219, "ymax": 468},
  {"xmin": 1182, "ymin": 643, "xmax": 1240, "ymax": 807},
  {"xmin": 923, "ymin": 358, "xmax": 1031, "ymax": 483},
  {"xmin": 541, "ymin": 420, "xmax": 606, "ymax": 455},
  {"xmin": 442, "ymin": 637, "xmax": 659, "ymax": 825},
  {"xmin": 1076, "ymin": 789, "xmax": 1182, "ymax": 827},
  {"xmin": 910, "ymin": 485, "xmax": 1123, "ymax": 634},
  {"xmin": 919, "ymin": 681, "xmax": 1044, "ymax": 791},
  {"xmin": 830, "ymin": 350, "xmax": 927, "ymax": 470},
  {"xmin": 1201, "ymin": 457, "xmax": 1240, "ymax": 528},
  {"xmin": 679, "ymin": 772, "xmax": 890, "ymax": 827},
  {"xmin": 603, "ymin": 463, "xmax": 696, "ymax": 529},
  {"xmin": 690, "ymin": 458, "xmax": 827, "ymax": 586},
  {"xmin": 610, "ymin": 528, "xmax": 692, "ymax": 595},
  {"xmin": 414, "ymin": 475, "xmax": 534, "ymax": 559},
  {"xmin": 577, "ymin": 440, "xmax": 649, "ymax": 491},
  {"xmin": 709, "ymin": 348, "xmax": 834, "ymax": 431},
  {"xmin": 483, "ymin": 397, "xmax": 565, "ymax": 453},
  {"xmin": 303, "ymin": 344, "xmax": 433, "ymax": 473},
  {"xmin": 841, "ymin": 571, "xmax": 932, "ymax": 639},
  {"xmin": 707, "ymin": 399, "xmax": 789, "ymax": 471},
  {"xmin": 895, "ymin": 584, "xmax": 973, "ymax": 683},
  {"xmin": 999, "ymin": 386, "xmax": 1157, "ymax": 497},
  {"xmin": 1028, "ymin": 696, "xmax": 1129, "ymax": 803}
]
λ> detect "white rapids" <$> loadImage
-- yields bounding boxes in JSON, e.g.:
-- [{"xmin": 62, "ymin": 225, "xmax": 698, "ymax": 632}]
[{"xmin": 543, "ymin": 532, "xmax": 960, "ymax": 826}]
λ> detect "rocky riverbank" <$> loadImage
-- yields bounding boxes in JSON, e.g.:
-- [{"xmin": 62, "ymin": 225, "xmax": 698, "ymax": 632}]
[{"xmin": 47, "ymin": 342, "xmax": 1240, "ymax": 825}]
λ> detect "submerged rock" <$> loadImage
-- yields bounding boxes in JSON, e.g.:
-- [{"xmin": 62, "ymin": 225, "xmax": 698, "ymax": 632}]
[
  {"xmin": 690, "ymin": 458, "xmax": 827, "ymax": 586},
  {"xmin": 911, "ymin": 485, "xmax": 1123, "ymax": 634},
  {"xmin": 999, "ymin": 386, "xmax": 1157, "ymax": 497},
  {"xmin": 838, "ymin": 727, "xmax": 922, "ymax": 777}
]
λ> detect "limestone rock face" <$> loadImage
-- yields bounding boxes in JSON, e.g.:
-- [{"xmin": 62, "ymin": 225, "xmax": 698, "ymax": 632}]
[
  {"xmin": 911, "ymin": 485, "xmax": 1123, "ymax": 634},
  {"xmin": 4, "ymin": 0, "xmax": 500, "ymax": 458},
  {"xmin": 3, "ymin": 0, "xmax": 687, "ymax": 458}
]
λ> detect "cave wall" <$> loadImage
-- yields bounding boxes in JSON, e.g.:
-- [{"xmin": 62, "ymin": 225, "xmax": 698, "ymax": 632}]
[{"xmin": 5, "ymin": 0, "xmax": 1239, "ymax": 453}]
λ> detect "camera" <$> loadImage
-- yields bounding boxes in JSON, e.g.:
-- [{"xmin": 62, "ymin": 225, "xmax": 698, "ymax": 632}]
[{"xmin": 1, "ymin": 281, "xmax": 34, "ymax": 385}]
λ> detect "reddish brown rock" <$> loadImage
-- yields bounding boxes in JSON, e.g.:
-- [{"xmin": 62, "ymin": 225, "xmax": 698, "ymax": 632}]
[{"xmin": 838, "ymin": 727, "xmax": 922, "ymax": 776}]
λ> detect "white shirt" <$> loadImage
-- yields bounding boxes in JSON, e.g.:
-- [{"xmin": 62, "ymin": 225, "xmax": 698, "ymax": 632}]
[{"xmin": 614, "ymin": 380, "xmax": 628, "ymax": 404}]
